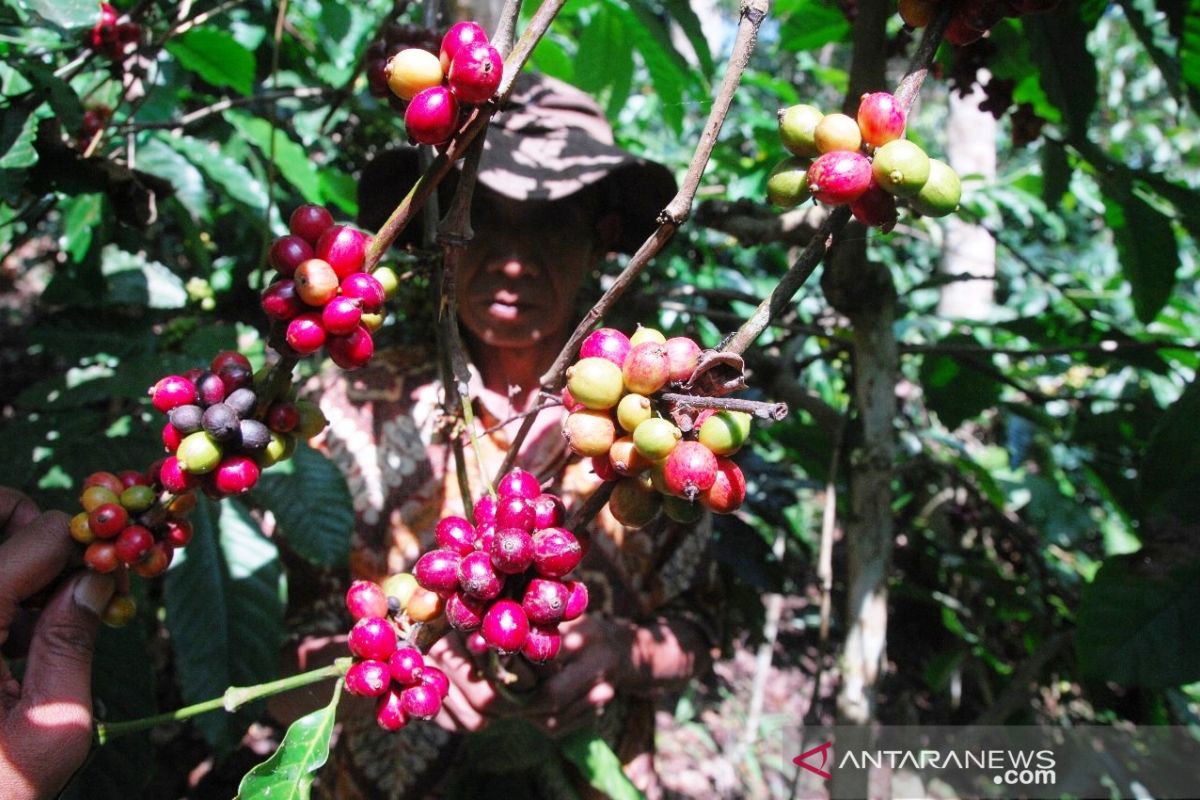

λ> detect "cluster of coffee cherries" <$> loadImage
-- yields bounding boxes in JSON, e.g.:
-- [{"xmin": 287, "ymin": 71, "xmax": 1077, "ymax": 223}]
[
  {"xmin": 365, "ymin": 23, "xmax": 440, "ymax": 104},
  {"xmin": 263, "ymin": 204, "xmax": 395, "ymax": 370},
  {"xmin": 342, "ymin": 580, "xmax": 451, "ymax": 731},
  {"xmin": 768, "ymin": 91, "xmax": 962, "ymax": 231},
  {"xmin": 412, "ymin": 469, "xmax": 589, "ymax": 663},
  {"xmin": 88, "ymin": 2, "xmax": 140, "ymax": 61},
  {"xmin": 561, "ymin": 327, "xmax": 749, "ymax": 527},
  {"xmin": 70, "ymin": 468, "xmax": 190, "ymax": 625},
  {"xmin": 899, "ymin": 0, "xmax": 1060, "ymax": 45},
  {"xmin": 379, "ymin": 21, "xmax": 503, "ymax": 146},
  {"xmin": 150, "ymin": 350, "xmax": 325, "ymax": 497}
]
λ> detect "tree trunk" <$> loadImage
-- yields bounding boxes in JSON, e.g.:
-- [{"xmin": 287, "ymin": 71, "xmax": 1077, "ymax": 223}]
[{"xmin": 937, "ymin": 75, "xmax": 996, "ymax": 320}]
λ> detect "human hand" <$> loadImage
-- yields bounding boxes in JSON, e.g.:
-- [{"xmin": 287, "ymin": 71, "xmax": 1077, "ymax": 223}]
[
  {"xmin": 425, "ymin": 631, "xmax": 525, "ymax": 733},
  {"xmin": 0, "ymin": 487, "xmax": 114, "ymax": 800}
]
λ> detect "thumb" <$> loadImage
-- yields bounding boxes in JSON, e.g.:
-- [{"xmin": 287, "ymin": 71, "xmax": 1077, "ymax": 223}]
[{"xmin": 19, "ymin": 571, "xmax": 112, "ymax": 716}]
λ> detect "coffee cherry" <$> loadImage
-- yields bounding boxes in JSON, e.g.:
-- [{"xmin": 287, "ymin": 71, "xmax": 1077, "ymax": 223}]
[
  {"xmin": 457, "ymin": 550, "xmax": 503, "ymax": 600},
  {"xmin": 339, "ymin": 273, "xmax": 386, "ymax": 313},
  {"xmin": 346, "ymin": 580, "xmax": 389, "ymax": 620},
  {"xmin": 481, "ymin": 599, "xmax": 529, "ymax": 654},
  {"xmin": 294, "ymin": 259, "xmax": 340, "ymax": 306},
  {"xmin": 160, "ymin": 455, "xmax": 199, "ymax": 492},
  {"xmin": 439, "ymin": 21, "xmax": 489, "ymax": 73},
  {"xmin": 349, "ymin": 616, "xmax": 398, "ymax": 661},
  {"xmin": 289, "ymin": 204, "xmax": 335, "ymax": 245},
  {"xmin": 267, "ymin": 402, "xmax": 300, "ymax": 433},
  {"xmin": 101, "ymin": 593, "xmax": 137, "ymax": 627},
  {"xmin": 522, "ymin": 578, "xmax": 570, "ymax": 625},
  {"xmin": 414, "ymin": 549, "xmax": 462, "ymax": 596},
  {"xmin": 315, "ymin": 226, "xmax": 370, "ymax": 279},
  {"xmin": 562, "ymin": 409, "xmax": 617, "ymax": 457},
  {"xmin": 472, "ymin": 494, "xmax": 498, "ymax": 526},
  {"xmin": 898, "ymin": 0, "xmax": 936, "ymax": 26},
  {"xmin": 201, "ymin": 403, "xmax": 241, "ymax": 443},
  {"xmin": 88, "ymin": 503, "xmax": 128, "ymax": 539},
  {"xmin": 405, "ymin": 86, "xmax": 459, "ymax": 146},
  {"xmin": 239, "ymin": 419, "xmax": 271, "ymax": 451},
  {"xmin": 388, "ymin": 644, "xmax": 425, "ymax": 684},
  {"xmin": 400, "ymin": 684, "xmax": 442, "ymax": 720},
  {"xmin": 164, "ymin": 517, "xmax": 193, "ymax": 548},
  {"xmin": 375, "ymin": 687, "xmax": 409, "ymax": 731},
  {"xmin": 70, "ymin": 512, "xmax": 95, "ymax": 544},
  {"xmin": 445, "ymin": 591, "xmax": 486, "ymax": 631},
  {"xmin": 346, "ymin": 660, "xmax": 391, "ymax": 697},
  {"xmin": 663, "ymin": 441, "xmax": 719, "ymax": 501},
  {"xmin": 608, "ymin": 436, "xmax": 649, "ymax": 476},
  {"xmin": 590, "ymin": 454, "xmax": 620, "ymax": 482},
  {"xmin": 530, "ymin": 493, "xmax": 565, "ymax": 529},
  {"xmin": 697, "ymin": 410, "xmax": 753, "ymax": 456},
  {"xmin": 466, "ymin": 630, "xmax": 489, "ymax": 655},
  {"xmin": 494, "ymin": 495, "xmax": 535, "ymax": 531},
  {"xmin": 664, "ymin": 337, "xmax": 701, "ymax": 384},
  {"xmin": 700, "ymin": 457, "xmax": 747, "ymax": 514},
  {"xmin": 856, "ymin": 92, "xmax": 906, "ymax": 147},
  {"xmin": 84, "ymin": 471, "xmax": 126, "ymax": 495},
  {"xmin": 85, "ymin": 541, "xmax": 120, "ymax": 573},
  {"xmin": 177, "ymin": 431, "xmax": 223, "ymax": 474},
  {"xmin": 767, "ymin": 156, "xmax": 813, "ymax": 208},
  {"xmin": 114, "ymin": 524, "xmax": 155, "ymax": 564},
  {"xmin": 213, "ymin": 455, "xmax": 260, "ymax": 494},
  {"xmin": 447, "ymin": 43, "xmax": 502, "ymax": 104},
  {"xmin": 562, "ymin": 580, "xmax": 589, "ymax": 621},
  {"xmin": 622, "ymin": 342, "xmax": 672, "ymax": 396},
  {"xmin": 871, "ymin": 139, "xmax": 931, "ymax": 198},
  {"xmin": 260, "ymin": 431, "xmax": 295, "ymax": 468},
  {"xmin": 118, "ymin": 484, "xmax": 155, "ymax": 513},
  {"xmin": 609, "ymin": 476, "xmax": 660, "ymax": 528},
  {"xmin": 490, "ymin": 527, "xmax": 535, "ymax": 574},
  {"xmin": 285, "ymin": 313, "xmax": 327, "ymax": 355},
  {"xmin": 420, "ymin": 666, "xmax": 450, "ymax": 699},
  {"xmin": 813, "ymin": 113, "xmax": 863, "ymax": 154},
  {"xmin": 327, "ymin": 326, "xmax": 375, "ymax": 370},
  {"xmin": 150, "ymin": 375, "xmax": 197, "ymax": 413},
  {"xmin": 629, "ymin": 326, "xmax": 666, "ymax": 346},
  {"xmin": 521, "ymin": 625, "xmax": 562, "ymax": 663},
  {"xmin": 579, "ymin": 327, "xmax": 632, "ymax": 369},
  {"xmin": 294, "ymin": 400, "xmax": 328, "ymax": 439},
  {"xmin": 382, "ymin": 572, "xmax": 419, "ymax": 611},
  {"xmin": 808, "ymin": 151, "xmax": 873, "ymax": 205},
  {"xmin": 196, "ymin": 371, "xmax": 228, "ymax": 406},
  {"xmin": 217, "ymin": 363, "xmax": 253, "ymax": 394},
  {"xmin": 616, "ymin": 393, "xmax": 653, "ymax": 433},
  {"xmin": 850, "ymin": 178, "xmax": 900, "ymax": 231},
  {"xmin": 268, "ymin": 235, "xmax": 314, "ymax": 277},
  {"xmin": 531, "ymin": 527, "xmax": 582, "ymax": 578},
  {"xmin": 778, "ymin": 104, "xmax": 824, "ymax": 158},
  {"xmin": 496, "ymin": 468, "xmax": 541, "ymax": 501},
  {"xmin": 386, "ymin": 48, "xmax": 444, "ymax": 101},
  {"xmin": 435, "ymin": 516, "xmax": 477, "ymax": 555},
  {"xmin": 261, "ymin": 279, "xmax": 304, "ymax": 321},
  {"xmin": 223, "ymin": 387, "xmax": 256, "ymax": 419},
  {"xmin": 133, "ymin": 542, "xmax": 174, "ymax": 578},
  {"xmin": 632, "ymin": 417, "xmax": 682, "ymax": 461},
  {"xmin": 474, "ymin": 523, "xmax": 496, "ymax": 555},
  {"xmin": 321, "ymin": 296, "xmax": 363, "ymax": 335},
  {"xmin": 944, "ymin": 15, "xmax": 986, "ymax": 45},
  {"xmin": 566, "ymin": 357, "xmax": 625, "ymax": 410},
  {"xmin": 908, "ymin": 158, "xmax": 961, "ymax": 217},
  {"xmin": 211, "ymin": 350, "xmax": 251, "ymax": 374}
]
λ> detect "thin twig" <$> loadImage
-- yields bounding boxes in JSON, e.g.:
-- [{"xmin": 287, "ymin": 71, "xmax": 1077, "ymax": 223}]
[{"xmin": 658, "ymin": 392, "xmax": 789, "ymax": 421}]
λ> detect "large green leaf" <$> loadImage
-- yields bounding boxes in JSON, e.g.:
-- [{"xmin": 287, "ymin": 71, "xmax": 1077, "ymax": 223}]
[
  {"xmin": 18, "ymin": 0, "xmax": 95, "ymax": 28},
  {"xmin": 662, "ymin": 0, "xmax": 714, "ymax": 77},
  {"xmin": 918, "ymin": 338, "xmax": 1002, "ymax": 431},
  {"xmin": 1077, "ymin": 556, "xmax": 1200, "ymax": 687},
  {"xmin": 777, "ymin": 0, "xmax": 850, "ymax": 52},
  {"xmin": 560, "ymin": 728, "xmax": 646, "ymax": 800},
  {"xmin": 236, "ymin": 681, "xmax": 341, "ymax": 800},
  {"xmin": 60, "ymin": 193, "xmax": 105, "ymax": 262},
  {"xmin": 226, "ymin": 111, "xmax": 323, "ymax": 203},
  {"xmin": 164, "ymin": 497, "xmax": 286, "ymax": 751},
  {"xmin": 576, "ymin": 2, "xmax": 635, "ymax": 117},
  {"xmin": 248, "ymin": 443, "xmax": 353, "ymax": 568},
  {"xmin": 139, "ymin": 135, "xmax": 209, "ymax": 219},
  {"xmin": 1102, "ymin": 178, "xmax": 1179, "ymax": 325},
  {"xmin": 1179, "ymin": 3, "xmax": 1200, "ymax": 100},
  {"xmin": 612, "ymin": 0, "xmax": 689, "ymax": 133},
  {"xmin": 0, "ymin": 101, "xmax": 41, "ymax": 169},
  {"xmin": 165, "ymin": 28, "xmax": 256, "ymax": 96},
  {"xmin": 16, "ymin": 62, "xmax": 82, "ymax": 130},
  {"xmin": 100, "ymin": 244, "xmax": 189, "ymax": 308},
  {"xmin": 169, "ymin": 134, "xmax": 268, "ymax": 215},
  {"xmin": 1138, "ymin": 377, "xmax": 1200, "ymax": 522},
  {"xmin": 1025, "ymin": 9, "xmax": 1100, "ymax": 136}
]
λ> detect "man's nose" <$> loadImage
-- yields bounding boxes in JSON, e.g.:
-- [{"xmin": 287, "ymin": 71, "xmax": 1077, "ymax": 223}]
[{"xmin": 489, "ymin": 254, "xmax": 540, "ymax": 279}]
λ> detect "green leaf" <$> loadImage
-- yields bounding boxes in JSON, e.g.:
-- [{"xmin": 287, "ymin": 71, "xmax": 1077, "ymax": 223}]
[
  {"xmin": 227, "ymin": 111, "xmax": 323, "ymax": 203},
  {"xmin": 1102, "ymin": 178, "xmax": 1179, "ymax": 324},
  {"xmin": 169, "ymin": 134, "xmax": 268, "ymax": 215},
  {"xmin": 60, "ymin": 193, "xmax": 105, "ymax": 262},
  {"xmin": 662, "ymin": 0, "xmax": 714, "ymax": 77},
  {"xmin": 164, "ymin": 497, "xmax": 285, "ymax": 751},
  {"xmin": 1077, "ymin": 556, "xmax": 1200, "ymax": 687},
  {"xmin": 248, "ymin": 443, "xmax": 352, "ymax": 567},
  {"xmin": 16, "ymin": 62, "xmax": 83, "ymax": 130},
  {"xmin": 1180, "ymin": 5, "xmax": 1200, "ymax": 99},
  {"xmin": 777, "ymin": 0, "xmax": 851, "ymax": 51},
  {"xmin": 165, "ymin": 28, "xmax": 256, "ymax": 96},
  {"xmin": 236, "ymin": 682, "xmax": 341, "ymax": 800},
  {"xmin": 19, "ymin": 0, "xmax": 96, "ymax": 28},
  {"xmin": 139, "ymin": 135, "xmax": 208, "ymax": 219},
  {"xmin": 318, "ymin": 169, "xmax": 357, "ymax": 217},
  {"xmin": 1025, "ymin": 10, "xmax": 1099, "ymax": 135},
  {"xmin": 918, "ymin": 338, "xmax": 1002, "ymax": 430},
  {"xmin": 1138, "ymin": 377, "xmax": 1200, "ymax": 523},
  {"xmin": 62, "ymin": 619, "xmax": 158, "ymax": 800},
  {"xmin": 560, "ymin": 728, "xmax": 646, "ymax": 800},
  {"xmin": 576, "ymin": 4, "xmax": 633, "ymax": 106},
  {"xmin": 0, "ymin": 102, "xmax": 41, "ymax": 169},
  {"xmin": 615, "ymin": 0, "xmax": 689, "ymax": 133},
  {"xmin": 100, "ymin": 244, "xmax": 188, "ymax": 308}
]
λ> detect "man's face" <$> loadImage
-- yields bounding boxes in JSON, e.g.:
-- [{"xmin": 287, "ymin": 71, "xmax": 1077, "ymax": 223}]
[{"xmin": 457, "ymin": 190, "xmax": 604, "ymax": 349}]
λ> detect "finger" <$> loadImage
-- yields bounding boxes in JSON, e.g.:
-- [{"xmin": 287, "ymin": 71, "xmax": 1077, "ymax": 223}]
[
  {"xmin": 517, "ymin": 661, "xmax": 601, "ymax": 716},
  {"xmin": 0, "ymin": 487, "xmax": 41, "ymax": 536},
  {"xmin": 6, "ymin": 572, "xmax": 111, "ymax": 796},
  {"xmin": 0, "ymin": 510, "xmax": 75, "ymax": 646}
]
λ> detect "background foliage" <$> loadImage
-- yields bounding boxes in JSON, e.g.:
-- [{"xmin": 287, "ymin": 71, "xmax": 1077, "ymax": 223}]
[{"xmin": 2, "ymin": 0, "xmax": 1199, "ymax": 796}]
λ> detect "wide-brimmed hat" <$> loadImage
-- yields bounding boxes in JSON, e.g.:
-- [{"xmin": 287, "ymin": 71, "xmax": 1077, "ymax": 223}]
[{"xmin": 357, "ymin": 72, "xmax": 677, "ymax": 254}]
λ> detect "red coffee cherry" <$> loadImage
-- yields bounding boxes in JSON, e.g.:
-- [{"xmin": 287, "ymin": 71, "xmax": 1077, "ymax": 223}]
[
  {"xmin": 346, "ymin": 580, "xmax": 390, "ymax": 620},
  {"xmin": 268, "ymin": 235, "xmax": 314, "ymax": 277},
  {"xmin": 388, "ymin": 644, "xmax": 426, "ymax": 685},
  {"xmin": 261, "ymin": 279, "xmax": 303, "ymax": 321},
  {"xmin": 531, "ymin": 527, "xmax": 582, "ymax": 578},
  {"xmin": 439, "ymin": 21, "xmax": 489, "ymax": 73},
  {"xmin": 375, "ymin": 687, "xmax": 409, "ymax": 731},
  {"xmin": 345, "ymin": 660, "xmax": 391, "ymax": 697},
  {"xmin": 497, "ymin": 468, "xmax": 541, "ymax": 501},
  {"xmin": 348, "ymin": 616, "xmax": 398, "ymax": 661},
  {"xmin": 327, "ymin": 326, "xmax": 375, "ymax": 370},
  {"xmin": 405, "ymin": 85, "xmax": 459, "ymax": 146},
  {"xmin": 579, "ymin": 327, "xmax": 632, "ymax": 368},
  {"xmin": 285, "ymin": 313, "xmax": 327, "ymax": 355},
  {"xmin": 446, "ymin": 43, "xmax": 503, "ymax": 104},
  {"xmin": 856, "ymin": 92, "xmax": 906, "ymax": 147},
  {"xmin": 481, "ymin": 599, "xmax": 529, "ymax": 654},
  {"xmin": 521, "ymin": 624, "xmax": 562, "ymax": 663},
  {"xmin": 807, "ymin": 151, "xmax": 873, "ymax": 206},
  {"xmin": 315, "ymin": 226, "xmax": 369, "ymax": 279},
  {"xmin": 414, "ymin": 549, "xmax": 463, "ymax": 596},
  {"xmin": 435, "ymin": 516, "xmax": 477, "ymax": 555},
  {"xmin": 289, "ymin": 204, "xmax": 335, "ymax": 246}
]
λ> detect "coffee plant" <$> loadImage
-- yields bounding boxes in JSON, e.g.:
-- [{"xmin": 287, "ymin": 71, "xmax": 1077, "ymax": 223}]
[{"xmin": 2, "ymin": 0, "xmax": 1199, "ymax": 797}]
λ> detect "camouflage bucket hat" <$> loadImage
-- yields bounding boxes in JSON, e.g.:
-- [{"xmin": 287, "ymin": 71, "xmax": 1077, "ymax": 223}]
[{"xmin": 357, "ymin": 72, "xmax": 677, "ymax": 254}]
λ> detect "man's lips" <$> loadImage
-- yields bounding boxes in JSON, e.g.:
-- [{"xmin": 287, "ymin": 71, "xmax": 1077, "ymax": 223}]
[{"xmin": 472, "ymin": 288, "xmax": 538, "ymax": 321}]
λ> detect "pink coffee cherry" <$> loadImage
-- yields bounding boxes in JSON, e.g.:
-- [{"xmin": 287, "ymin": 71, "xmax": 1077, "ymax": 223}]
[
  {"xmin": 445, "ymin": 591, "xmax": 486, "ymax": 631},
  {"xmin": 530, "ymin": 493, "xmax": 565, "ymax": 529},
  {"xmin": 348, "ymin": 616, "xmax": 398, "ymax": 661},
  {"xmin": 435, "ymin": 515, "xmax": 477, "ymax": 555},
  {"xmin": 521, "ymin": 624, "xmax": 562, "ymax": 663},
  {"xmin": 495, "ymin": 495, "xmax": 535, "ymax": 531},
  {"xmin": 457, "ymin": 550, "xmax": 503, "ymax": 600},
  {"xmin": 388, "ymin": 644, "xmax": 425, "ymax": 685},
  {"xmin": 345, "ymin": 659, "xmax": 391, "ymax": 697},
  {"xmin": 405, "ymin": 85, "xmax": 459, "ymax": 146},
  {"xmin": 375, "ymin": 687, "xmax": 409, "ymax": 731},
  {"xmin": 346, "ymin": 580, "xmax": 389, "ymax": 620},
  {"xmin": 489, "ymin": 527, "xmax": 535, "ymax": 575},
  {"xmin": 446, "ymin": 42, "xmax": 503, "ymax": 104},
  {"xmin": 496, "ymin": 467, "xmax": 541, "ymax": 501},
  {"xmin": 563, "ymin": 580, "xmax": 589, "ymax": 621},
  {"xmin": 420, "ymin": 666, "xmax": 450, "ymax": 699},
  {"xmin": 401, "ymin": 683, "xmax": 442, "ymax": 719},
  {"xmin": 522, "ymin": 578, "xmax": 570, "ymax": 625},
  {"xmin": 414, "ymin": 548, "xmax": 462, "ymax": 596},
  {"xmin": 315, "ymin": 225, "xmax": 369, "ymax": 279},
  {"xmin": 481, "ymin": 599, "xmax": 529, "ymax": 654},
  {"xmin": 531, "ymin": 527, "xmax": 582, "ymax": 578},
  {"xmin": 579, "ymin": 327, "xmax": 631, "ymax": 368}
]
